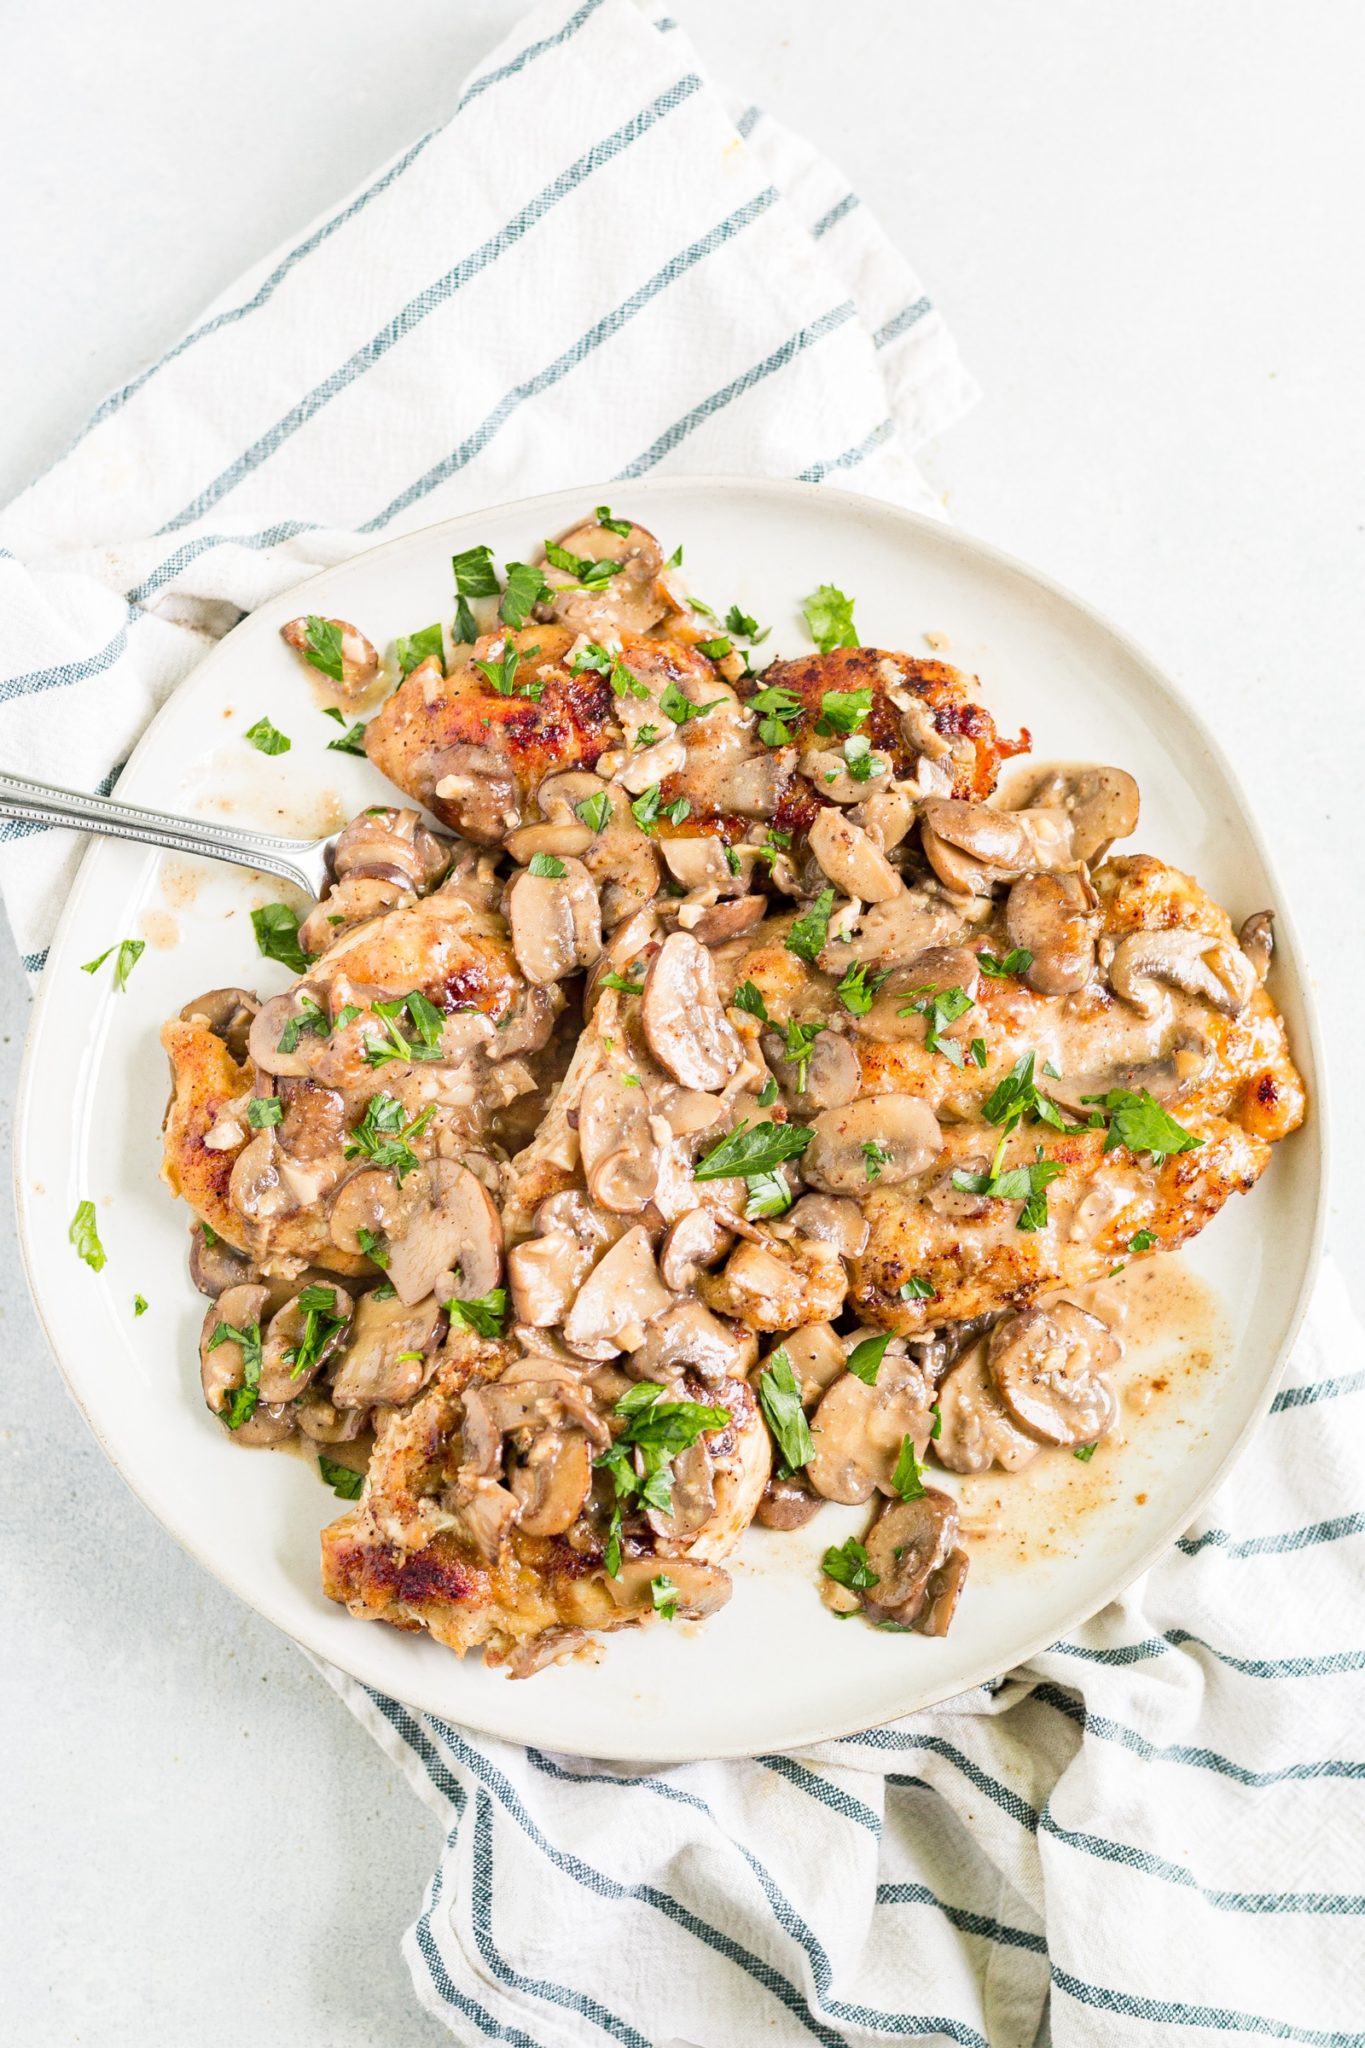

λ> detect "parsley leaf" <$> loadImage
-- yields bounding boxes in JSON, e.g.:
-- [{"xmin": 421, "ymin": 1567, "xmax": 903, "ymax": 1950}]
[
  {"xmin": 319, "ymin": 1454, "xmax": 365, "ymax": 1500},
  {"xmin": 396, "ymin": 623, "xmax": 445, "ymax": 676},
  {"xmin": 81, "ymin": 938, "xmax": 145, "ymax": 990},
  {"xmin": 822, "ymin": 1537, "xmax": 878, "ymax": 1592},
  {"xmin": 245, "ymin": 716, "xmax": 290, "ymax": 756},
  {"xmin": 80, "ymin": 945, "xmax": 114, "ymax": 976},
  {"xmin": 899, "ymin": 1275, "xmax": 936, "ymax": 1301},
  {"xmin": 595, "ymin": 505, "xmax": 633, "ymax": 538},
  {"xmin": 724, "ymin": 604, "xmax": 768, "ymax": 643},
  {"xmin": 599, "ymin": 971, "xmax": 644, "ymax": 995},
  {"xmin": 1085, "ymin": 1088, "xmax": 1202, "ymax": 1168},
  {"xmin": 133, "ymin": 1293, "xmax": 148, "ymax": 1316},
  {"xmin": 251, "ymin": 903, "xmax": 308, "ymax": 975},
  {"xmin": 733, "ymin": 980, "xmax": 769, "ymax": 1021},
  {"xmin": 660, "ymin": 679, "xmax": 725, "ymax": 725},
  {"xmin": 748, "ymin": 682, "xmax": 804, "ymax": 747},
  {"xmin": 863, "ymin": 1140, "xmax": 891, "ymax": 1182},
  {"xmin": 500, "ymin": 561, "xmax": 550, "ymax": 629},
  {"xmin": 474, "ymin": 638, "xmax": 539, "ymax": 697},
  {"xmin": 69, "ymin": 1199, "xmax": 106, "ymax": 1272},
  {"xmin": 575, "ymin": 791, "xmax": 613, "ymax": 834},
  {"xmin": 246, "ymin": 1096, "xmax": 282, "ymax": 1129},
  {"xmin": 757, "ymin": 1348, "xmax": 815, "ymax": 1472},
  {"xmin": 452, "ymin": 543, "xmax": 500, "ymax": 600},
  {"xmin": 693, "ymin": 1119, "xmax": 814, "ymax": 1181},
  {"xmin": 899, "ymin": 982, "xmax": 975, "ymax": 1063},
  {"xmin": 283, "ymin": 1285, "xmax": 349, "ymax": 1379},
  {"xmin": 815, "ymin": 687, "xmax": 872, "ymax": 736},
  {"xmin": 696, "ymin": 635, "xmax": 733, "ymax": 661},
  {"xmin": 299, "ymin": 615, "xmax": 345, "ymax": 683},
  {"xmin": 846, "ymin": 1333, "xmax": 891, "ymax": 1385},
  {"xmin": 1129, "ymin": 1227, "xmax": 1158, "ymax": 1253},
  {"xmin": 836, "ymin": 962, "xmax": 888, "ymax": 1016},
  {"xmin": 343, "ymin": 1093, "xmax": 433, "ymax": 1180},
  {"xmin": 326, "ymin": 719, "xmax": 369, "ymax": 756},
  {"xmin": 357, "ymin": 1226, "xmax": 389, "ymax": 1268},
  {"xmin": 207, "ymin": 1316, "xmax": 262, "ymax": 1429},
  {"xmin": 892, "ymin": 1434, "xmax": 927, "ymax": 1501},
  {"xmin": 757, "ymin": 1076, "xmax": 780, "ymax": 1108},
  {"xmin": 803, "ymin": 584, "xmax": 858, "ymax": 655},
  {"xmin": 631, "ymin": 784, "xmax": 690, "ymax": 831},
  {"xmin": 528, "ymin": 852, "xmax": 567, "ymax": 879},
  {"xmin": 444, "ymin": 1288, "xmax": 509, "ymax": 1339},
  {"xmin": 544, "ymin": 539, "xmax": 620, "ymax": 589},
  {"xmin": 978, "ymin": 948, "xmax": 1034, "ymax": 979},
  {"xmin": 842, "ymin": 733, "xmax": 883, "ymax": 782},
  {"xmin": 786, "ymin": 888, "xmax": 835, "ymax": 964},
  {"xmin": 1073, "ymin": 1443, "xmax": 1097, "ymax": 1462},
  {"xmin": 952, "ymin": 1149, "xmax": 1065, "ymax": 1231}
]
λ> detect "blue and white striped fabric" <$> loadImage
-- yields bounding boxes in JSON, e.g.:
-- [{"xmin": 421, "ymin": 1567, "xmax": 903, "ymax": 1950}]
[{"xmin": 3, "ymin": 3, "xmax": 1361, "ymax": 2042}]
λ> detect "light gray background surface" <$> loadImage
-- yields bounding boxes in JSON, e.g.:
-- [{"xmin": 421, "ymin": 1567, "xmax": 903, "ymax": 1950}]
[{"xmin": 3, "ymin": 3, "xmax": 1361, "ymax": 2042}]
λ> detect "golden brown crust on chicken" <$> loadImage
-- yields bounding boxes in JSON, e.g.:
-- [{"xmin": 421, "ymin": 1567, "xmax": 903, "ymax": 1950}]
[{"xmin": 160, "ymin": 1016, "xmax": 255, "ymax": 1251}]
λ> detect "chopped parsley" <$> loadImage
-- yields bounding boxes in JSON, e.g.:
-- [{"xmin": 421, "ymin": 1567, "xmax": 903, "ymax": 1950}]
[
  {"xmin": 277, "ymin": 993, "xmax": 331, "ymax": 1055},
  {"xmin": 733, "ymin": 980, "xmax": 769, "ymax": 1021},
  {"xmin": 835, "ymin": 962, "xmax": 889, "ymax": 1016},
  {"xmin": 474, "ymin": 638, "xmax": 540, "ymax": 698},
  {"xmin": 245, "ymin": 716, "xmax": 290, "ymax": 756},
  {"xmin": 782, "ymin": 1016, "xmax": 825, "ymax": 1093},
  {"xmin": 631, "ymin": 784, "xmax": 690, "ymax": 831},
  {"xmin": 81, "ymin": 937, "xmax": 145, "ymax": 991},
  {"xmin": 599, "ymin": 971, "xmax": 644, "ymax": 995},
  {"xmin": 785, "ymin": 888, "xmax": 835, "ymax": 964},
  {"xmin": 444, "ymin": 1288, "xmax": 509, "ymax": 1339},
  {"xmin": 319, "ymin": 1454, "xmax": 365, "ymax": 1500},
  {"xmin": 544, "ymin": 539, "xmax": 621, "ymax": 590},
  {"xmin": 978, "ymin": 948, "xmax": 1034, "ymax": 979},
  {"xmin": 69, "ymin": 1200, "xmax": 106, "ymax": 1272},
  {"xmin": 696, "ymin": 636, "xmax": 733, "ymax": 661},
  {"xmin": 892, "ymin": 1435, "xmax": 927, "ymax": 1501},
  {"xmin": 343, "ymin": 1093, "xmax": 434, "ymax": 1179},
  {"xmin": 743, "ymin": 1169, "xmax": 795, "ymax": 1220},
  {"xmin": 803, "ymin": 584, "xmax": 858, "ymax": 655},
  {"xmin": 283, "ymin": 1284, "xmax": 349, "ymax": 1379},
  {"xmin": 396, "ymin": 622, "xmax": 445, "ymax": 675},
  {"xmin": 527, "ymin": 852, "xmax": 567, "ymax": 879},
  {"xmin": 1073, "ymin": 1444, "xmax": 1097, "ymax": 1463},
  {"xmin": 1085, "ymin": 1088, "xmax": 1202, "ymax": 1168},
  {"xmin": 822, "ymin": 1536, "xmax": 878, "ymax": 1592},
  {"xmin": 594, "ymin": 505, "xmax": 633, "ymax": 538},
  {"xmin": 251, "ymin": 903, "xmax": 308, "ymax": 975},
  {"xmin": 1129, "ymin": 1228, "xmax": 1158, "ymax": 1253},
  {"xmin": 815, "ymin": 687, "xmax": 871, "ymax": 736},
  {"xmin": 748, "ymin": 682, "xmax": 805, "ymax": 747},
  {"xmin": 246, "ymin": 1096, "xmax": 283, "ymax": 1129},
  {"xmin": 361, "ymin": 990, "xmax": 447, "ymax": 1069},
  {"xmin": 651, "ymin": 1574, "xmax": 679, "ymax": 1619},
  {"xmin": 693, "ymin": 1118, "xmax": 813, "ymax": 1182},
  {"xmin": 900, "ymin": 1275, "xmax": 936, "ymax": 1301},
  {"xmin": 660, "ymin": 679, "xmax": 724, "ymax": 725},
  {"xmin": 757, "ymin": 1076, "xmax": 780, "ymax": 1108},
  {"xmin": 451, "ymin": 543, "xmax": 500, "ymax": 640},
  {"xmin": 499, "ymin": 561, "xmax": 550, "ymax": 630},
  {"xmin": 757, "ymin": 1348, "xmax": 815, "ymax": 1473},
  {"xmin": 326, "ymin": 719, "xmax": 369, "ymax": 756},
  {"xmin": 595, "ymin": 1383, "xmax": 732, "ymax": 1574},
  {"xmin": 863, "ymin": 1140, "xmax": 891, "ymax": 1183},
  {"xmin": 899, "ymin": 982, "xmax": 975, "ymax": 1065},
  {"xmin": 575, "ymin": 791, "xmax": 613, "ymax": 834},
  {"xmin": 846, "ymin": 1333, "xmax": 891, "ymax": 1385},
  {"xmin": 970, "ymin": 1038, "xmax": 988, "ymax": 1069},
  {"xmin": 635, "ymin": 724, "xmax": 660, "ymax": 747},
  {"xmin": 724, "ymin": 604, "xmax": 768, "ymax": 643},
  {"xmin": 297, "ymin": 615, "xmax": 345, "ymax": 683},
  {"xmin": 930, "ymin": 1403, "xmax": 942, "ymax": 1440},
  {"xmin": 357, "ymin": 1226, "xmax": 389, "ymax": 1268},
  {"xmin": 842, "ymin": 733, "xmax": 883, "ymax": 782},
  {"xmin": 952, "ymin": 1147, "xmax": 1065, "ymax": 1231}
]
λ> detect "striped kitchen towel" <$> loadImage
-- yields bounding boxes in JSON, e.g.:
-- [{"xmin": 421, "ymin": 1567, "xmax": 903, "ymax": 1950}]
[{"xmin": 2, "ymin": 1, "xmax": 1362, "ymax": 2044}]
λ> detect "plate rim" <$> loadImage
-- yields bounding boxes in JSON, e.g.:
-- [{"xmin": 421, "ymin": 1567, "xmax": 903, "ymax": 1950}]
[{"xmin": 12, "ymin": 474, "xmax": 1331, "ymax": 1759}]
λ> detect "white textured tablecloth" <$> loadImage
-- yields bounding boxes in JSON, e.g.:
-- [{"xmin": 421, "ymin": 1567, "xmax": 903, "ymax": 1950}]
[{"xmin": 2, "ymin": 3, "xmax": 1361, "ymax": 2042}]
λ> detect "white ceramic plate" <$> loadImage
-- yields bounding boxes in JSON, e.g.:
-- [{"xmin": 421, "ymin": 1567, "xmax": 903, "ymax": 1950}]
[{"xmin": 14, "ymin": 479, "xmax": 1326, "ymax": 1760}]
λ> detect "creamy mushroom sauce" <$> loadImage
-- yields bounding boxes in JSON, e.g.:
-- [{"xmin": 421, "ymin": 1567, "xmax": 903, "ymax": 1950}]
[{"xmin": 160, "ymin": 509, "xmax": 1305, "ymax": 1676}]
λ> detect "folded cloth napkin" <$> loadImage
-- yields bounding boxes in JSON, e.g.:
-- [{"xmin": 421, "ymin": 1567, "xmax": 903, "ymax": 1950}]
[{"xmin": 3, "ymin": 4, "xmax": 1362, "ymax": 2044}]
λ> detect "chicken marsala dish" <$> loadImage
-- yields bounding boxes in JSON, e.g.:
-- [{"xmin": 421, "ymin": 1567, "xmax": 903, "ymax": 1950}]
[{"xmin": 161, "ymin": 509, "xmax": 1305, "ymax": 1676}]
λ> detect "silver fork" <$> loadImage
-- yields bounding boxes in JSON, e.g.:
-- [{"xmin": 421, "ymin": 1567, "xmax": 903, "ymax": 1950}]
[{"xmin": 0, "ymin": 771, "xmax": 337, "ymax": 898}]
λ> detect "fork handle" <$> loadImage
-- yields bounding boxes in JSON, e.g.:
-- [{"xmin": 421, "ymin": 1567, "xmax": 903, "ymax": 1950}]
[{"xmin": 0, "ymin": 772, "xmax": 325, "ymax": 896}]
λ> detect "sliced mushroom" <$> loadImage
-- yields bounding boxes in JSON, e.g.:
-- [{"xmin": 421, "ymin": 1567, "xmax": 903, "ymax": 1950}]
[
  {"xmin": 504, "ymin": 818, "xmax": 596, "ymax": 865},
  {"xmin": 328, "ymin": 1167, "xmax": 420, "ymax": 1259},
  {"xmin": 770, "ymin": 1322, "xmax": 849, "ymax": 1406},
  {"xmin": 295, "ymin": 1390, "xmax": 368, "ymax": 1444},
  {"xmin": 1107, "ymin": 928, "xmax": 1256, "ymax": 1019},
  {"xmin": 1238, "ymin": 910, "xmax": 1275, "ymax": 983},
  {"xmin": 987, "ymin": 1302, "xmax": 1120, "ymax": 1447},
  {"xmin": 805, "ymin": 1351, "xmax": 935, "ymax": 1504},
  {"xmin": 300, "ymin": 878, "xmax": 408, "ymax": 955},
  {"xmin": 247, "ymin": 990, "xmax": 325, "ymax": 1080},
  {"xmin": 508, "ymin": 1430, "xmax": 593, "ymax": 1536},
  {"xmin": 920, "ymin": 798, "xmax": 1074, "ymax": 895},
  {"xmin": 1025, "ymin": 765, "xmax": 1140, "ymax": 865},
  {"xmin": 430, "ymin": 742, "xmax": 522, "ymax": 844},
  {"xmin": 276, "ymin": 1079, "xmax": 347, "ymax": 1164},
  {"xmin": 228, "ymin": 1129, "xmax": 296, "ymax": 1225},
  {"xmin": 329, "ymin": 1291, "xmax": 445, "ymax": 1408},
  {"xmin": 603, "ymin": 1556, "xmax": 732, "ymax": 1618},
  {"xmin": 382, "ymin": 1162, "xmax": 504, "ymax": 1306},
  {"xmin": 179, "ymin": 987, "xmax": 258, "ymax": 1065},
  {"xmin": 646, "ymin": 1438, "xmax": 717, "ymax": 1542},
  {"xmin": 628, "ymin": 1299, "xmax": 757, "ymax": 1384},
  {"xmin": 457, "ymin": 1478, "xmax": 521, "ymax": 1561},
  {"xmin": 281, "ymin": 614, "xmax": 378, "ymax": 698},
  {"xmin": 661, "ymin": 836, "xmax": 734, "ymax": 892},
  {"xmin": 659, "ymin": 1206, "xmax": 736, "ymax": 1291},
  {"xmin": 188, "ymin": 1224, "xmax": 254, "ymax": 1298},
  {"xmin": 258, "ymin": 1283, "xmax": 354, "ymax": 1402},
  {"xmin": 915, "ymin": 1547, "xmax": 970, "ymax": 1637},
  {"xmin": 755, "ymin": 1474, "xmax": 824, "ymax": 1530},
  {"xmin": 1043, "ymin": 1032, "xmax": 1214, "ymax": 1113},
  {"xmin": 503, "ymin": 1627, "xmax": 591, "ymax": 1678},
  {"xmin": 332, "ymin": 808, "xmax": 450, "ymax": 892},
  {"xmin": 786, "ymin": 1194, "xmax": 868, "ymax": 1260},
  {"xmin": 808, "ymin": 807, "xmax": 902, "ymax": 903},
  {"xmin": 821, "ymin": 887, "xmax": 971, "ymax": 972},
  {"xmin": 686, "ymin": 896, "xmax": 769, "ymax": 947},
  {"xmin": 863, "ymin": 1490, "xmax": 960, "ymax": 1626},
  {"xmin": 846, "ymin": 945, "xmax": 981, "ymax": 1044},
  {"xmin": 578, "ymin": 1069, "xmax": 660, "ymax": 1214},
  {"xmin": 803, "ymin": 1094, "xmax": 943, "ymax": 1195},
  {"xmin": 507, "ymin": 855, "xmax": 603, "ymax": 985},
  {"xmin": 851, "ymin": 786, "xmax": 916, "ymax": 854},
  {"xmin": 545, "ymin": 518, "xmax": 676, "ymax": 637},
  {"xmin": 1004, "ymin": 871, "xmax": 1099, "ymax": 995},
  {"xmin": 931, "ymin": 1341, "xmax": 1041, "ymax": 1474},
  {"xmin": 641, "ymin": 932, "xmax": 743, "ymax": 1091},
  {"xmin": 762, "ymin": 1026, "xmax": 861, "ymax": 1111},
  {"xmin": 200, "ymin": 1283, "xmax": 269, "ymax": 1419},
  {"xmin": 562, "ymin": 1226, "xmax": 674, "ymax": 1358}
]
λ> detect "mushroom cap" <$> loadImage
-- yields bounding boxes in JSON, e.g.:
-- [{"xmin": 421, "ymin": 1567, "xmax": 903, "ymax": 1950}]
[
  {"xmin": 755, "ymin": 1474, "xmax": 824, "ymax": 1530},
  {"xmin": 1004, "ymin": 871, "xmax": 1099, "ymax": 996},
  {"xmin": 805, "ymin": 1351, "xmax": 936, "ymax": 1504},
  {"xmin": 786, "ymin": 1194, "xmax": 868, "ymax": 1260},
  {"xmin": 561, "ymin": 1226, "xmax": 674, "ymax": 1358},
  {"xmin": 329, "ymin": 1290, "xmax": 445, "ymax": 1408},
  {"xmin": 1107, "ymin": 927, "xmax": 1256, "ymax": 1019},
  {"xmin": 509, "ymin": 1429, "xmax": 593, "ymax": 1537},
  {"xmin": 627, "ymin": 1299, "xmax": 757, "ymax": 1383},
  {"xmin": 987, "ymin": 1302, "xmax": 1120, "ymax": 1448},
  {"xmin": 604, "ymin": 1556, "xmax": 732, "ymax": 1619},
  {"xmin": 642, "ymin": 931, "xmax": 744, "ymax": 1092},
  {"xmin": 179, "ymin": 987, "xmax": 258, "ymax": 1065},
  {"xmin": 386, "ymin": 1161, "xmax": 504, "ymax": 1306},
  {"xmin": 920, "ymin": 797, "xmax": 1073, "ymax": 893},
  {"xmin": 659, "ymin": 1206, "xmax": 736, "ymax": 1292},
  {"xmin": 507, "ymin": 855, "xmax": 603, "ymax": 985},
  {"xmin": 863, "ymin": 1490, "xmax": 959, "ymax": 1624},
  {"xmin": 328, "ymin": 1166, "xmax": 420, "ymax": 1259},
  {"xmin": 761, "ymin": 1026, "xmax": 861, "ymax": 1111},
  {"xmin": 933, "ymin": 1340, "xmax": 1042, "ymax": 1473},
  {"xmin": 188, "ymin": 1225, "xmax": 254, "ymax": 1299},
  {"xmin": 258, "ymin": 1282, "xmax": 354, "ymax": 1403},
  {"xmin": 578, "ymin": 1069, "xmax": 660, "ymax": 1214},
  {"xmin": 808, "ymin": 807, "xmax": 903, "ymax": 903},
  {"xmin": 803, "ymin": 1093, "xmax": 943, "ymax": 1195},
  {"xmin": 1027, "ymin": 764, "xmax": 1140, "ymax": 865},
  {"xmin": 915, "ymin": 1547, "xmax": 971, "ymax": 1637},
  {"xmin": 546, "ymin": 518, "xmax": 674, "ymax": 638}
]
